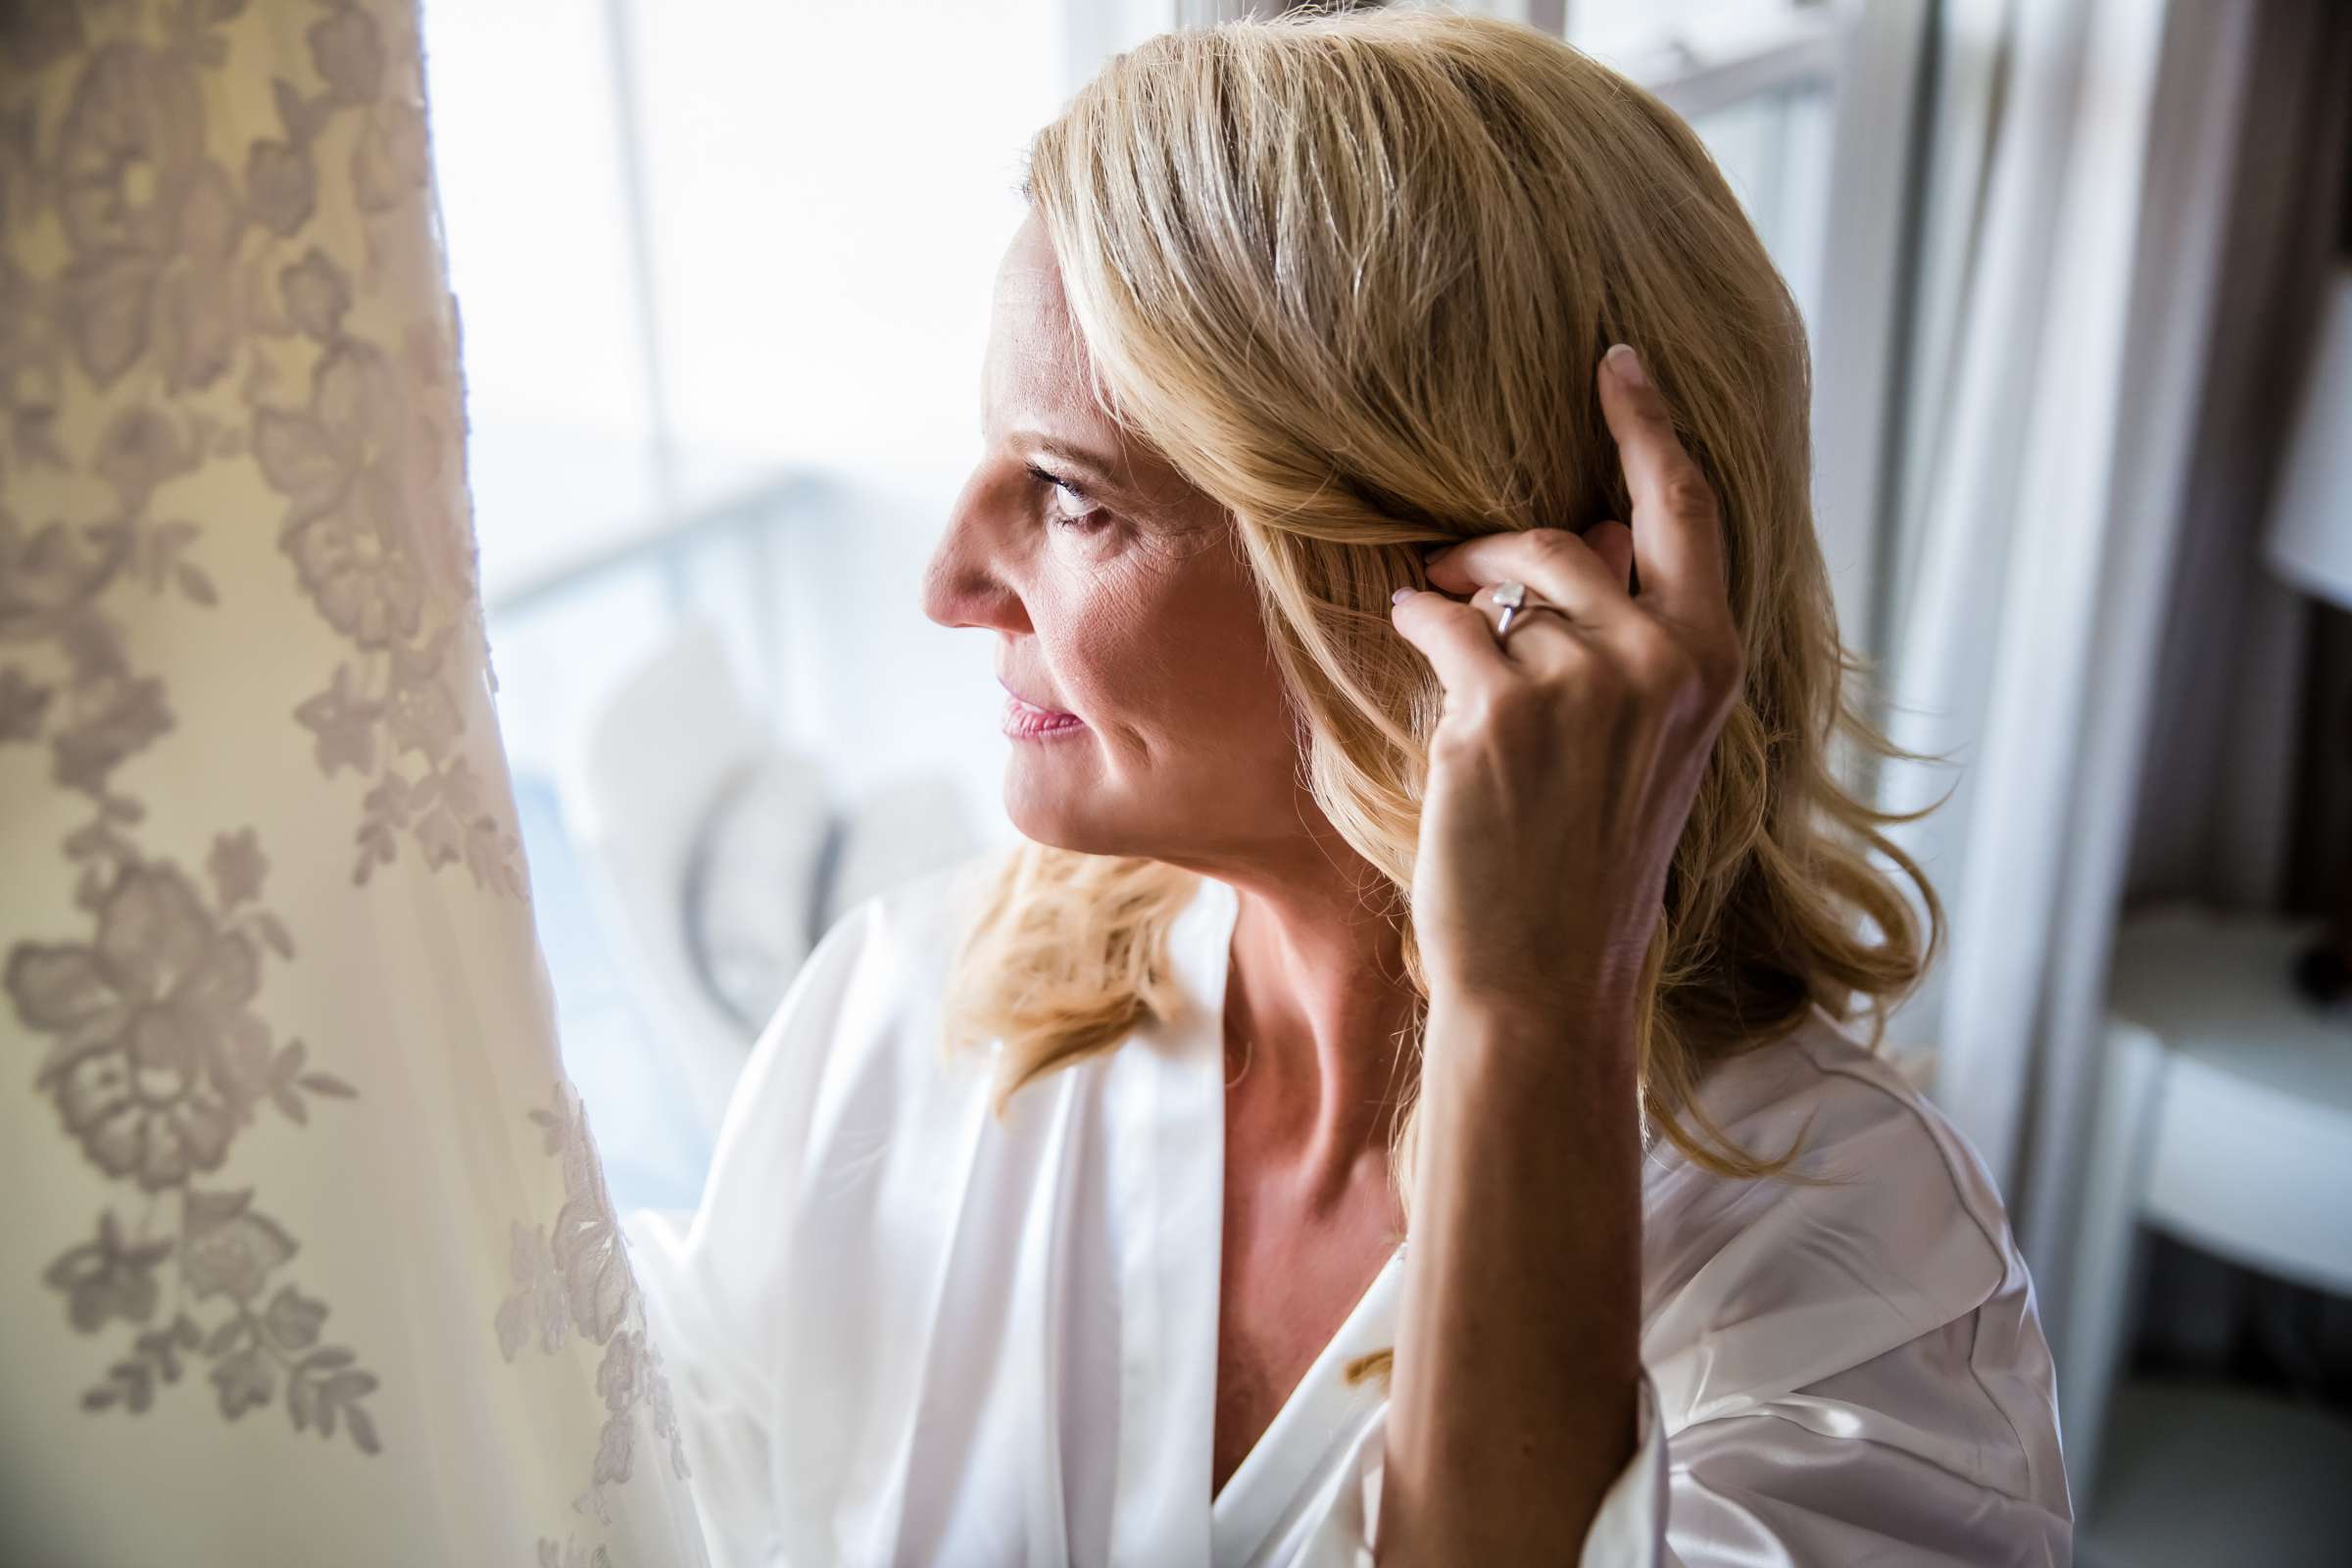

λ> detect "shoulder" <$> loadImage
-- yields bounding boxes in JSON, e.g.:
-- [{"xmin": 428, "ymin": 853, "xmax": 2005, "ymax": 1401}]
[
  {"xmin": 808, "ymin": 848, "xmax": 1004, "ymax": 999},
  {"xmin": 1639, "ymin": 1011, "xmax": 2071, "ymax": 1517},
  {"xmin": 616, "ymin": 851, "xmax": 1015, "ymax": 1446},
  {"xmin": 770, "ymin": 847, "xmax": 1006, "ymax": 1058},
  {"xmin": 711, "ymin": 849, "xmax": 1007, "ymax": 1156},
  {"xmin": 1642, "ymin": 1007, "xmax": 2035, "ymax": 1383}
]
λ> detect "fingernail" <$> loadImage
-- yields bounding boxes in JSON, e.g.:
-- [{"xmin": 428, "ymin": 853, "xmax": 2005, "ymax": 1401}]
[
  {"xmin": 1391, "ymin": 587, "xmax": 1414, "ymax": 606},
  {"xmin": 1420, "ymin": 543, "xmax": 1453, "ymax": 564},
  {"xmin": 1606, "ymin": 343, "xmax": 1646, "ymax": 387}
]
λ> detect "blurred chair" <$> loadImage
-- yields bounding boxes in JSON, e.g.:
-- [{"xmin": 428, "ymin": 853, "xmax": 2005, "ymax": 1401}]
[
  {"xmin": 686, "ymin": 764, "xmax": 986, "ymax": 1042},
  {"xmin": 2061, "ymin": 902, "xmax": 2352, "ymax": 1567},
  {"xmin": 563, "ymin": 619, "xmax": 983, "ymax": 1148},
  {"xmin": 681, "ymin": 742, "xmax": 834, "ymax": 1042},
  {"xmin": 828, "ymin": 773, "xmax": 991, "ymax": 942},
  {"xmin": 562, "ymin": 621, "xmax": 827, "ymax": 1143}
]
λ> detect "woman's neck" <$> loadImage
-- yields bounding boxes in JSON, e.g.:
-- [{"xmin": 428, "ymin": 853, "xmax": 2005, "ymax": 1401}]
[{"xmin": 1217, "ymin": 851, "xmax": 1420, "ymax": 1201}]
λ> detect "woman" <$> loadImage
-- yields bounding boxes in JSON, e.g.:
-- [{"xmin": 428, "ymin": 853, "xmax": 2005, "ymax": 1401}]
[{"xmin": 622, "ymin": 10, "xmax": 2073, "ymax": 1565}]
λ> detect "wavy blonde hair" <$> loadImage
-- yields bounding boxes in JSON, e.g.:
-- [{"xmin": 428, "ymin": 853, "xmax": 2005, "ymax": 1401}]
[{"xmin": 939, "ymin": 6, "xmax": 1949, "ymax": 1378}]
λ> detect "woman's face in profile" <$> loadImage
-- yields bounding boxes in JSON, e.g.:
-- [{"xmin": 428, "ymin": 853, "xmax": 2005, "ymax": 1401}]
[{"xmin": 922, "ymin": 214, "xmax": 1304, "ymax": 865}]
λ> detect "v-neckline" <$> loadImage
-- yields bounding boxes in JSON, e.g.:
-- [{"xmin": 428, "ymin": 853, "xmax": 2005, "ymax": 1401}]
[{"xmin": 1168, "ymin": 873, "xmax": 1409, "ymax": 1562}]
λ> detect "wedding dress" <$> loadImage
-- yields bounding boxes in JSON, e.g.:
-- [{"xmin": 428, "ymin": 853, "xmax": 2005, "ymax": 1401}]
[
  {"xmin": 624, "ymin": 858, "xmax": 2075, "ymax": 1566},
  {"xmin": 1, "ymin": 4, "xmax": 704, "ymax": 1562}
]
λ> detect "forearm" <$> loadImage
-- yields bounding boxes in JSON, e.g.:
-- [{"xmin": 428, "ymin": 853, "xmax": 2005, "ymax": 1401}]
[{"xmin": 1375, "ymin": 990, "xmax": 1645, "ymax": 1564}]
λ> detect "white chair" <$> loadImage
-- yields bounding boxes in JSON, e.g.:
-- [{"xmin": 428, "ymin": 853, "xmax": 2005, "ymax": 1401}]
[
  {"xmin": 561, "ymin": 620, "xmax": 831, "ymax": 1145},
  {"xmin": 829, "ymin": 771, "xmax": 986, "ymax": 932},
  {"xmin": 2060, "ymin": 901, "xmax": 2352, "ymax": 1566},
  {"xmin": 693, "ymin": 763, "xmax": 986, "ymax": 1015}
]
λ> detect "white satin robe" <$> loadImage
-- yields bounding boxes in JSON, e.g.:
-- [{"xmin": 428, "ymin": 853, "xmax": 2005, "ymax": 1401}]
[{"xmin": 621, "ymin": 857, "xmax": 2073, "ymax": 1566}]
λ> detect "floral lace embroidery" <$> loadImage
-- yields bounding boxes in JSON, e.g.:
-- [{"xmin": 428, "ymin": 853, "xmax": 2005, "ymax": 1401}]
[
  {"xmin": 500, "ymin": 1079, "xmax": 693, "ymax": 1524},
  {"xmin": 1, "ymin": 0, "xmax": 512, "ymax": 1460},
  {"xmin": 12, "ymin": 837, "xmax": 382, "ymax": 1447}
]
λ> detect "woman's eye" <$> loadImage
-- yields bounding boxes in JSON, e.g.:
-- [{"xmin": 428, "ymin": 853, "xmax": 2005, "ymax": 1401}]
[{"xmin": 1029, "ymin": 466, "xmax": 1108, "ymax": 532}]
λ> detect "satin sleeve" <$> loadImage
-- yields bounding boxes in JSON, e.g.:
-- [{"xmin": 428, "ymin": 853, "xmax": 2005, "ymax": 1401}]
[
  {"xmin": 1284, "ymin": 1370, "xmax": 1669, "ymax": 1567},
  {"xmin": 1576, "ymin": 1312, "xmax": 2073, "ymax": 1566},
  {"xmin": 1292, "ymin": 1290, "xmax": 2068, "ymax": 1568},
  {"xmin": 617, "ymin": 897, "xmax": 885, "ymax": 1568},
  {"xmin": 1286, "ymin": 1075, "xmax": 2074, "ymax": 1567}
]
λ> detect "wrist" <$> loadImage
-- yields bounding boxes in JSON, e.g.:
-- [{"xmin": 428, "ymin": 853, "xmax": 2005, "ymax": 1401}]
[
  {"xmin": 1422, "ymin": 986, "xmax": 1640, "ymax": 1089},
  {"xmin": 1428, "ymin": 939, "xmax": 1645, "ymax": 1022}
]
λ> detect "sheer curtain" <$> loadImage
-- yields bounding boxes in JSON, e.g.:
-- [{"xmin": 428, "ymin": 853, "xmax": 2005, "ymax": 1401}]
[
  {"xmin": 1873, "ymin": 0, "xmax": 2352, "ymax": 1362},
  {"xmin": 0, "ymin": 3, "xmax": 705, "ymax": 1560}
]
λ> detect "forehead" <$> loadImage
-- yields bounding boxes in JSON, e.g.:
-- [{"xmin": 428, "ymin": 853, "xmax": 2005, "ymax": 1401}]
[
  {"xmin": 976, "ymin": 215, "xmax": 1218, "ymax": 529},
  {"xmin": 982, "ymin": 216, "xmax": 1102, "ymax": 429}
]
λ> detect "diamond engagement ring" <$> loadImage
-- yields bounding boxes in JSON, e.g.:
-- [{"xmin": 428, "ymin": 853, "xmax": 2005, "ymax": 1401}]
[{"xmin": 1492, "ymin": 579, "xmax": 1538, "ymax": 642}]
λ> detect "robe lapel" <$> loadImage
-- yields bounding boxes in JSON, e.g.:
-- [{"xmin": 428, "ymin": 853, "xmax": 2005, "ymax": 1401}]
[
  {"xmin": 1099, "ymin": 874, "xmax": 1646, "ymax": 1564},
  {"xmin": 1100, "ymin": 872, "xmax": 1408, "ymax": 1568},
  {"xmin": 1104, "ymin": 872, "xmax": 1239, "ymax": 1565},
  {"xmin": 1209, "ymin": 1245, "xmax": 1403, "ymax": 1567}
]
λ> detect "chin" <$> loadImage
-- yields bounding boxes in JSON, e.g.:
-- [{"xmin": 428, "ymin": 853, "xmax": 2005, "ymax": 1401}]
[
  {"xmin": 1004, "ymin": 769, "xmax": 1090, "ymax": 849},
  {"xmin": 1003, "ymin": 775, "xmax": 1152, "ymax": 860},
  {"xmin": 1004, "ymin": 803, "xmax": 1115, "ymax": 858}
]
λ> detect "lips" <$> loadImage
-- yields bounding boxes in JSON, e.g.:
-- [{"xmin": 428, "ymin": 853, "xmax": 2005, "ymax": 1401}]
[
  {"xmin": 997, "ymin": 675, "xmax": 1075, "ymax": 719},
  {"xmin": 1003, "ymin": 698, "xmax": 1084, "ymax": 741},
  {"xmin": 999, "ymin": 675, "xmax": 1084, "ymax": 741}
]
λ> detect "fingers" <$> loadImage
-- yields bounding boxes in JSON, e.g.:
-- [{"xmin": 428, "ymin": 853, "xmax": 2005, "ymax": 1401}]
[
  {"xmin": 1595, "ymin": 344, "xmax": 1732, "ymax": 629},
  {"xmin": 1581, "ymin": 520, "xmax": 1635, "ymax": 594},
  {"xmin": 1422, "ymin": 523, "xmax": 1630, "ymax": 622},
  {"xmin": 1389, "ymin": 586, "xmax": 1510, "ymax": 697},
  {"xmin": 1395, "ymin": 347, "xmax": 1741, "ymax": 710}
]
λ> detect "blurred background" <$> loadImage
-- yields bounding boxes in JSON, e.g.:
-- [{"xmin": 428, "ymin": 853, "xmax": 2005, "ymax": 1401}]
[{"xmin": 416, "ymin": 2, "xmax": 2352, "ymax": 1560}]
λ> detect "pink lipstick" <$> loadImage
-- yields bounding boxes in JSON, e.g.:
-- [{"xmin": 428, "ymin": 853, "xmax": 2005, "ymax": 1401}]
[{"xmin": 999, "ymin": 679, "xmax": 1085, "ymax": 740}]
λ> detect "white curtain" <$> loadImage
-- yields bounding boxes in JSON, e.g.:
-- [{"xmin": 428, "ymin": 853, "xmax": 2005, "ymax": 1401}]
[
  {"xmin": 1875, "ymin": 0, "xmax": 2352, "ymax": 1362},
  {"xmin": 0, "ymin": 3, "xmax": 708, "ymax": 1561}
]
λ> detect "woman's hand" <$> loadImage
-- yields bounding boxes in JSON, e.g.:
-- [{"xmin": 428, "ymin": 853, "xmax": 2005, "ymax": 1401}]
[
  {"xmin": 1378, "ymin": 344, "xmax": 1734, "ymax": 1556},
  {"xmin": 1388, "ymin": 344, "xmax": 1744, "ymax": 1022}
]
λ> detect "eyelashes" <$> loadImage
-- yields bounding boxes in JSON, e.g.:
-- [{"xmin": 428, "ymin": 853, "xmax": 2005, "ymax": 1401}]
[
  {"xmin": 1024, "ymin": 461, "xmax": 1089, "ymax": 505},
  {"xmin": 1026, "ymin": 463, "xmax": 1109, "ymax": 533}
]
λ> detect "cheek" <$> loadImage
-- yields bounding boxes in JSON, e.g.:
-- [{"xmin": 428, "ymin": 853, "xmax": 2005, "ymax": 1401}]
[
  {"xmin": 1029, "ymin": 535, "xmax": 1277, "ymax": 742},
  {"xmin": 1042, "ymin": 578, "xmax": 1163, "ymax": 713},
  {"xmin": 1104, "ymin": 616, "xmax": 1284, "ymax": 761}
]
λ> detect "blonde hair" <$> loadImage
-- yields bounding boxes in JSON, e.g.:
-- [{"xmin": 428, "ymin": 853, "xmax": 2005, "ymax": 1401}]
[{"xmin": 941, "ymin": 6, "xmax": 1949, "ymax": 1380}]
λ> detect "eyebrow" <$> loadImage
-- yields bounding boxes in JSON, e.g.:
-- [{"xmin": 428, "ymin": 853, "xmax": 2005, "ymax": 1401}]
[{"xmin": 1009, "ymin": 433, "xmax": 1139, "ymax": 499}]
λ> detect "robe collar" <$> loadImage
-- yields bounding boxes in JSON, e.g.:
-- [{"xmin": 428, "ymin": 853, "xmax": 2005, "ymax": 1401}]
[{"xmin": 1104, "ymin": 870, "xmax": 1407, "ymax": 1565}]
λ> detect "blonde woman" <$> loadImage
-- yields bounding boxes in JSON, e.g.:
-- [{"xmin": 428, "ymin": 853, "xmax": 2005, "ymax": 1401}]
[{"xmin": 622, "ymin": 10, "xmax": 2072, "ymax": 1564}]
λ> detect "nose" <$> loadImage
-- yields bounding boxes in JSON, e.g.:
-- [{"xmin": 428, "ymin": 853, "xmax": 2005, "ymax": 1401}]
[{"xmin": 921, "ymin": 467, "xmax": 1028, "ymax": 635}]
